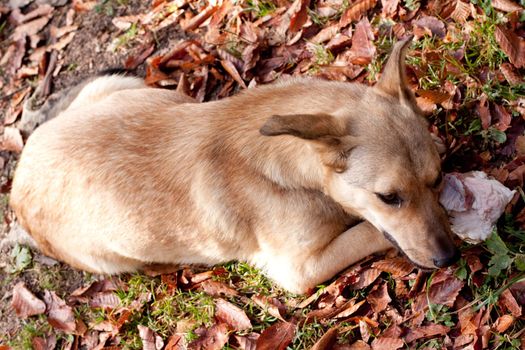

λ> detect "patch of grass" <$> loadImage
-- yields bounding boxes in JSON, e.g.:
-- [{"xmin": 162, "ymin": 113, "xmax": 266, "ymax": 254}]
[
  {"xmin": 218, "ymin": 262, "xmax": 279, "ymax": 296},
  {"xmin": 404, "ymin": 0, "xmax": 421, "ymax": 11},
  {"xmin": 290, "ymin": 320, "xmax": 336, "ymax": 350},
  {"xmin": 94, "ymin": 0, "xmax": 129, "ymax": 16},
  {"xmin": 7, "ymin": 315, "xmax": 51, "ymax": 350},
  {"xmin": 245, "ymin": 0, "xmax": 277, "ymax": 18},
  {"xmin": 114, "ymin": 23, "xmax": 139, "ymax": 49}
]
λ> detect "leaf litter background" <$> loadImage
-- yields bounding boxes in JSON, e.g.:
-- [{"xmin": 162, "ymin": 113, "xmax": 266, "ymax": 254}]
[{"xmin": 2, "ymin": 0, "xmax": 525, "ymax": 349}]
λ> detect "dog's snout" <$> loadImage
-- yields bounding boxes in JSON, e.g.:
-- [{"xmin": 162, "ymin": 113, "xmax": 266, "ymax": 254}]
[{"xmin": 433, "ymin": 247, "xmax": 460, "ymax": 268}]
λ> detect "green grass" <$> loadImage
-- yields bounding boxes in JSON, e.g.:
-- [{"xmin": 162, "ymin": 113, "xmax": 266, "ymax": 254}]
[{"xmin": 245, "ymin": 0, "xmax": 277, "ymax": 18}]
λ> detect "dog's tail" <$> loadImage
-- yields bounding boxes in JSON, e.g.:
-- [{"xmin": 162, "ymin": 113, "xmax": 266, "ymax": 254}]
[{"xmin": 19, "ymin": 69, "xmax": 146, "ymax": 134}]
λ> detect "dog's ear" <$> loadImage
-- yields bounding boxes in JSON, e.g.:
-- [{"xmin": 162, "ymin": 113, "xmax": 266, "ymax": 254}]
[
  {"xmin": 260, "ymin": 113, "xmax": 356, "ymax": 171},
  {"xmin": 260, "ymin": 113, "xmax": 347, "ymax": 145},
  {"xmin": 375, "ymin": 36, "xmax": 417, "ymax": 107}
]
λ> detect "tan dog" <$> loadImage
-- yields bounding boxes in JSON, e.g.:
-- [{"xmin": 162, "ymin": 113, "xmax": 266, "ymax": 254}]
[{"xmin": 10, "ymin": 38, "xmax": 458, "ymax": 294}]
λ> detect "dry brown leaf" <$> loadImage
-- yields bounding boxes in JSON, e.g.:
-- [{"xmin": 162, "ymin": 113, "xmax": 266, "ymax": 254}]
[
  {"xmin": 347, "ymin": 340, "xmax": 372, "ymax": 349},
  {"xmin": 44, "ymin": 291, "xmax": 79, "ymax": 334},
  {"xmin": 499, "ymin": 289, "xmax": 522, "ymax": 317},
  {"xmin": 371, "ymin": 257, "xmax": 414, "ymax": 277},
  {"xmin": 31, "ymin": 335, "xmax": 57, "ymax": 350},
  {"xmin": 477, "ymin": 93, "xmax": 491, "ymax": 129},
  {"xmin": 449, "ymin": 0, "xmax": 470, "ymax": 23},
  {"xmin": 138, "ymin": 325, "xmax": 164, "ymax": 350},
  {"xmin": 2, "ymin": 127, "xmax": 24, "ymax": 153},
  {"xmin": 493, "ymin": 104, "xmax": 512, "ymax": 131},
  {"xmin": 180, "ymin": 6, "xmax": 218, "ymax": 31},
  {"xmin": 215, "ymin": 298, "xmax": 252, "ymax": 331},
  {"xmin": 233, "ymin": 333, "xmax": 259, "ymax": 350},
  {"xmin": 199, "ymin": 279, "xmax": 238, "ymax": 297},
  {"xmin": 416, "ymin": 96, "xmax": 437, "ymax": 115},
  {"xmin": 89, "ymin": 291, "xmax": 121, "ymax": 309},
  {"xmin": 340, "ymin": 0, "xmax": 378, "ymax": 27},
  {"xmin": 311, "ymin": 327, "xmax": 339, "ymax": 350},
  {"xmin": 288, "ymin": 0, "xmax": 310, "ymax": 32},
  {"xmin": 495, "ymin": 26, "xmax": 525, "ymax": 68},
  {"xmin": 492, "ymin": 0, "xmax": 523, "ymax": 12},
  {"xmin": 352, "ymin": 267, "xmax": 382, "ymax": 290},
  {"xmin": 500, "ymin": 63, "xmax": 524, "ymax": 86},
  {"xmin": 256, "ymin": 321, "xmax": 296, "ymax": 350},
  {"xmin": 427, "ymin": 271, "xmax": 464, "ymax": 307},
  {"xmin": 220, "ymin": 60, "xmax": 247, "ymax": 88},
  {"xmin": 367, "ymin": 283, "xmax": 391, "ymax": 313},
  {"xmin": 12, "ymin": 15, "xmax": 52, "ymax": 41},
  {"xmin": 10, "ymin": 4, "xmax": 54, "ymax": 24},
  {"xmin": 371, "ymin": 337, "xmax": 403, "ymax": 350},
  {"xmin": 346, "ymin": 17, "xmax": 376, "ymax": 65},
  {"xmin": 165, "ymin": 334, "xmax": 185, "ymax": 350},
  {"xmin": 359, "ymin": 319, "xmax": 372, "ymax": 343},
  {"xmin": 334, "ymin": 299, "xmax": 366, "ymax": 318},
  {"xmin": 188, "ymin": 323, "xmax": 229, "ymax": 350},
  {"xmin": 413, "ymin": 16, "xmax": 446, "ymax": 38},
  {"xmin": 11, "ymin": 282, "xmax": 46, "ymax": 319},
  {"xmin": 494, "ymin": 314, "xmax": 514, "ymax": 333},
  {"xmin": 381, "ymin": 0, "xmax": 400, "ymax": 18},
  {"xmin": 404, "ymin": 323, "xmax": 450, "ymax": 342},
  {"xmin": 251, "ymin": 294, "xmax": 286, "ymax": 321}
]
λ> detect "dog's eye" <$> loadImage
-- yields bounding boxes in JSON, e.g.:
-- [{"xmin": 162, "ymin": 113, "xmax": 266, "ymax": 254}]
[
  {"xmin": 432, "ymin": 173, "xmax": 443, "ymax": 189},
  {"xmin": 376, "ymin": 193, "xmax": 403, "ymax": 207}
]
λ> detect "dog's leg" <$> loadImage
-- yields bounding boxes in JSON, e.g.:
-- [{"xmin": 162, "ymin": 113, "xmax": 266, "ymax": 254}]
[{"xmin": 260, "ymin": 222, "xmax": 393, "ymax": 294}]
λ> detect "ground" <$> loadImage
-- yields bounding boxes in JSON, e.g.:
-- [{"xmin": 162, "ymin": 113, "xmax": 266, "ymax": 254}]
[{"xmin": 1, "ymin": 0, "xmax": 525, "ymax": 349}]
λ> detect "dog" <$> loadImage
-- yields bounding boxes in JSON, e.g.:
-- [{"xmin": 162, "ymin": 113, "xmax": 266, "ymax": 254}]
[{"xmin": 10, "ymin": 37, "xmax": 459, "ymax": 294}]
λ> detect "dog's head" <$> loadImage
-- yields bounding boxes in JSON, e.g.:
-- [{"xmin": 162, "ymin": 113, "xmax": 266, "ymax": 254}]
[{"xmin": 260, "ymin": 37, "xmax": 459, "ymax": 269}]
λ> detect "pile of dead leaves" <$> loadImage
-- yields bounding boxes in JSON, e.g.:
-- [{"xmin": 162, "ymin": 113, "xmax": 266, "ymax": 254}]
[
  {"xmin": 5, "ymin": 252, "xmax": 525, "ymax": 349},
  {"xmin": 2, "ymin": 0, "xmax": 525, "ymax": 348}
]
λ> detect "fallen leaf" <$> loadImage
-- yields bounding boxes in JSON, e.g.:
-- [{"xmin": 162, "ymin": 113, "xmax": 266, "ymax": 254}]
[
  {"xmin": 413, "ymin": 16, "xmax": 446, "ymax": 38},
  {"xmin": 405, "ymin": 323, "xmax": 450, "ymax": 342},
  {"xmin": 288, "ymin": 0, "xmax": 309, "ymax": 32},
  {"xmin": 371, "ymin": 257, "xmax": 414, "ymax": 277},
  {"xmin": 495, "ymin": 26, "xmax": 525, "ymax": 68},
  {"xmin": 492, "ymin": 0, "xmax": 523, "ymax": 12},
  {"xmin": 371, "ymin": 337, "xmax": 403, "ymax": 350},
  {"xmin": 345, "ymin": 17, "xmax": 376, "ymax": 65},
  {"xmin": 233, "ymin": 333, "xmax": 259, "ymax": 350},
  {"xmin": 256, "ymin": 321, "xmax": 296, "ymax": 350},
  {"xmin": 2, "ymin": 127, "xmax": 24, "ymax": 153},
  {"xmin": 252, "ymin": 294, "xmax": 286, "ymax": 321},
  {"xmin": 220, "ymin": 60, "xmax": 247, "ymax": 88},
  {"xmin": 381, "ymin": 0, "xmax": 400, "ymax": 18},
  {"xmin": 499, "ymin": 289, "xmax": 522, "ymax": 317},
  {"xmin": 180, "ymin": 5, "xmax": 218, "ymax": 31},
  {"xmin": 493, "ymin": 104, "xmax": 512, "ymax": 132},
  {"xmin": 188, "ymin": 323, "xmax": 229, "ymax": 350},
  {"xmin": 11, "ymin": 282, "xmax": 46, "ymax": 319},
  {"xmin": 138, "ymin": 325, "xmax": 164, "ymax": 350},
  {"xmin": 199, "ymin": 279, "xmax": 239, "ymax": 297},
  {"xmin": 165, "ymin": 334, "xmax": 185, "ymax": 350},
  {"xmin": 352, "ymin": 267, "xmax": 382, "ymax": 290},
  {"xmin": 347, "ymin": 340, "xmax": 372, "ymax": 349},
  {"xmin": 477, "ymin": 93, "xmax": 491, "ymax": 129},
  {"xmin": 367, "ymin": 283, "xmax": 391, "ymax": 313},
  {"xmin": 214, "ymin": 298, "xmax": 252, "ymax": 331},
  {"xmin": 12, "ymin": 15, "xmax": 52, "ymax": 41},
  {"xmin": 43, "ymin": 291, "xmax": 77, "ymax": 334},
  {"xmin": 340, "ymin": 0, "xmax": 378, "ymax": 27},
  {"xmin": 494, "ymin": 314, "xmax": 514, "ymax": 333},
  {"xmin": 359, "ymin": 319, "xmax": 372, "ymax": 343},
  {"xmin": 500, "ymin": 63, "xmax": 524, "ymax": 86},
  {"xmin": 311, "ymin": 327, "xmax": 339, "ymax": 350}
]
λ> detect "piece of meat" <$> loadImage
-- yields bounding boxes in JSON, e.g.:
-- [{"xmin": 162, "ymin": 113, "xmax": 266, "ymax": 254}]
[{"xmin": 440, "ymin": 171, "xmax": 515, "ymax": 243}]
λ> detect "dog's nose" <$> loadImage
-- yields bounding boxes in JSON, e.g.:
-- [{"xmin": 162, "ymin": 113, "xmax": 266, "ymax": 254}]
[{"xmin": 433, "ymin": 248, "xmax": 461, "ymax": 268}]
